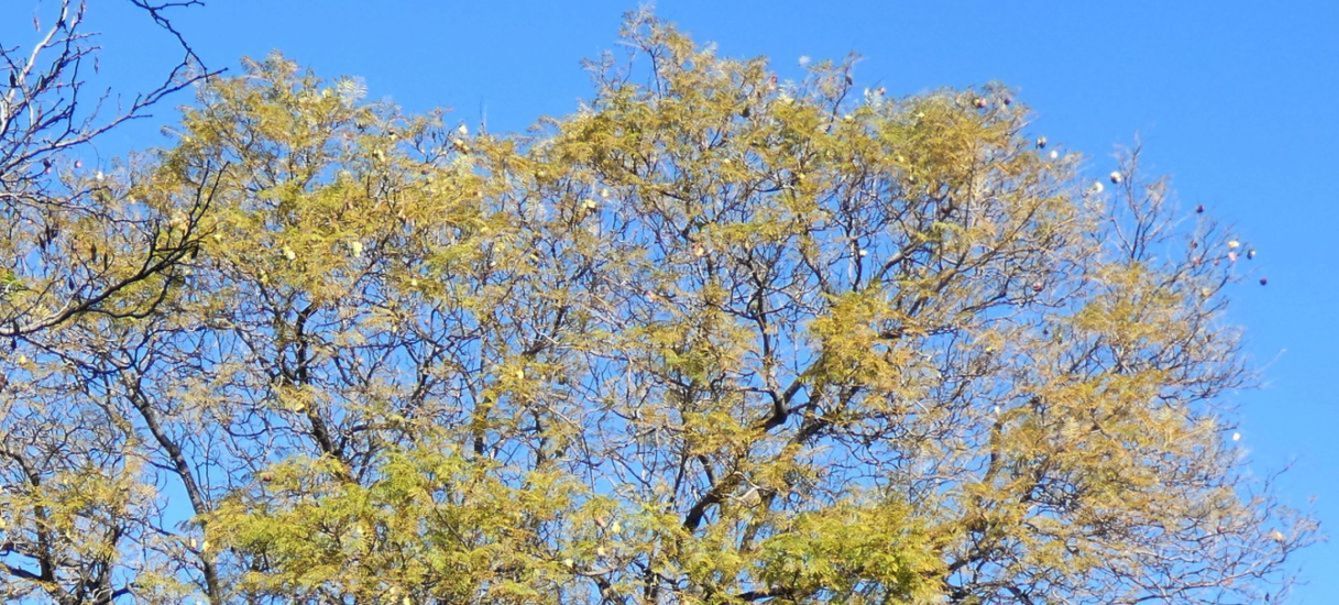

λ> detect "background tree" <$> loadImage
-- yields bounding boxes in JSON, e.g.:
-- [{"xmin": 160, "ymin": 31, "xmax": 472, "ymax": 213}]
[
  {"xmin": 1, "ymin": 0, "xmax": 216, "ymax": 339},
  {"xmin": 0, "ymin": 2, "xmax": 217, "ymax": 603},
  {"xmin": 0, "ymin": 11, "xmax": 1316, "ymax": 605}
]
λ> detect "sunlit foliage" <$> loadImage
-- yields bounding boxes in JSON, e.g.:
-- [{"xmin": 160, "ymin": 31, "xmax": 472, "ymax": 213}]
[{"xmin": 0, "ymin": 12, "xmax": 1313, "ymax": 605}]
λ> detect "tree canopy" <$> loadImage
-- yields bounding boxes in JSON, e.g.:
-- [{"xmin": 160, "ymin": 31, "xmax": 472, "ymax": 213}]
[{"xmin": 0, "ymin": 10, "xmax": 1315, "ymax": 604}]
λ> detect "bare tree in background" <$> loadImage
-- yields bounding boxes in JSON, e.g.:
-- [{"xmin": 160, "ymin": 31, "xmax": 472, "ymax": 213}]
[
  {"xmin": 0, "ymin": 2, "xmax": 220, "ymax": 603},
  {"xmin": 0, "ymin": 0, "xmax": 219, "ymax": 340}
]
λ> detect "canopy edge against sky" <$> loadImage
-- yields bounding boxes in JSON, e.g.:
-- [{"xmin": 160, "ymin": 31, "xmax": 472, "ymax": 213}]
[{"xmin": 16, "ymin": 1, "xmax": 1336, "ymax": 600}]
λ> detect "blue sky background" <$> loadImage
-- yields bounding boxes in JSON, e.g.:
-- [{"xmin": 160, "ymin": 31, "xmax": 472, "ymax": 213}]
[{"xmin": 23, "ymin": 0, "xmax": 1339, "ymax": 600}]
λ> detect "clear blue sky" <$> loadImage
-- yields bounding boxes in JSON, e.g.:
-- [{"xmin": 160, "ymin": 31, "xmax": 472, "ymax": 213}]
[{"xmin": 54, "ymin": 0, "xmax": 1339, "ymax": 600}]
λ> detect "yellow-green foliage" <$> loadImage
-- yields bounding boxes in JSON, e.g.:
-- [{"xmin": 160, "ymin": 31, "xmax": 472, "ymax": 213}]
[
  {"xmin": 208, "ymin": 446, "xmax": 581, "ymax": 603},
  {"xmin": 0, "ymin": 12, "xmax": 1311, "ymax": 605}
]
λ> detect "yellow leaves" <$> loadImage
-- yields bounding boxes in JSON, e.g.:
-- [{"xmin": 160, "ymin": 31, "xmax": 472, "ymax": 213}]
[
  {"xmin": 968, "ymin": 370, "xmax": 1197, "ymax": 538},
  {"xmin": 708, "ymin": 213, "xmax": 793, "ymax": 248},
  {"xmin": 682, "ymin": 407, "xmax": 750, "ymax": 457},
  {"xmin": 488, "ymin": 358, "xmax": 544, "ymax": 403},
  {"xmin": 273, "ymin": 382, "xmax": 321, "ymax": 415},
  {"xmin": 207, "ymin": 444, "xmax": 587, "ymax": 601},
  {"xmin": 0, "ymin": 462, "xmax": 145, "ymax": 577},
  {"xmin": 926, "ymin": 219, "xmax": 966, "ymax": 243},
  {"xmin": 974, "ymin": 329, "xmax": 1008, "ymax": 355},
  {"xmin": 808, "ymin": 291, "xmax": 923, "ymax": 394},
  {"xmin": 755, "ymin": 498, "xmax": 944, "ymax": 602},
  {"xmin": 1071, "ymin": 262, "xmax": 1185, "ymax": 346}
]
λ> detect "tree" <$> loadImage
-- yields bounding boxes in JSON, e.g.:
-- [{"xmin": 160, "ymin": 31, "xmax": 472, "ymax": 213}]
[
  {"xmin": 1, "ymin": 0, "xmax": 217, "ymax": 341},
  {"xmin": 0, "ymin": 2, "xmax": 217, "ymax": 603},
  {"xmin": 0, "ymin": 12, "xmax": 1315, "ymax": 604}
]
